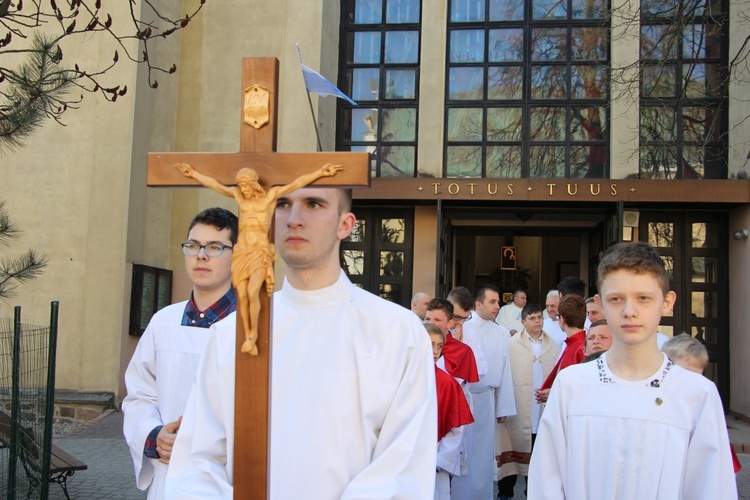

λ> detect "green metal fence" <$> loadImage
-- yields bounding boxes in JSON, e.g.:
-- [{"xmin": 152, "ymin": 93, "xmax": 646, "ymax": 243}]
[{"xmin": 0, "ymin": 302, "xmax": 59, "ymax": 500}]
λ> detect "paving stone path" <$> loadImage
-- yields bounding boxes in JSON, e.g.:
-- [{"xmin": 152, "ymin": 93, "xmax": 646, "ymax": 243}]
[
  {"xmin": 50, "ymin": 410, "xmax": 145, "ymax": 500},
  {"xmin": 47, "ymin": 410, "xmax": 750, "ymax": 499}
]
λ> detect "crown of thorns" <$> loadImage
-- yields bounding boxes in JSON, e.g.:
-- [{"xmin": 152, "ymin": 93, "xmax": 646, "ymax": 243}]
[{"xmin": 236, "ymin": 168, "xmax": 259, "ymax": 182}]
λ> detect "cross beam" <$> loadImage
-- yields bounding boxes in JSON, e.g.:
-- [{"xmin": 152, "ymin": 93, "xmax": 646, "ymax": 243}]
[{"xmin": 148, "ymin": 152, "xmax": 369, "ymax": 188}]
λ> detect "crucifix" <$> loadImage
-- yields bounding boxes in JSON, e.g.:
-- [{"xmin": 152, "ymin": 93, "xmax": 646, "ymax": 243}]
[{"xmin": 147, "ymin": 58, "xmax": 369, "ymax": 498}]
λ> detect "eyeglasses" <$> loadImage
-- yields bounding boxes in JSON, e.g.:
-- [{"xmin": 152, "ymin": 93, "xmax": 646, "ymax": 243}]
[
  {"xmin": 453, "ymin": 312, "xmax": 472, "ymax": 322},
  {"xmin": 181, "ymin": 242, "xmax": 233, "ymax": 257}
]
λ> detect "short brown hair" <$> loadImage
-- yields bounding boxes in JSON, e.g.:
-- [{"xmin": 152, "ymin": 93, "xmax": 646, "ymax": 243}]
[
  {"xmin": 426, "ymin": 298, "xmax": 453, "ymax": 320},
  {"xmin": 188, "ymin": 207, "xmax": 239, "ymax": 245},
  {"xmin": 338, "ymin": 188, "xmax": 353, "ymax": 213},
  {"xmin": 597, "ymin": 242, "xmax": 670, "ymax": 296},
  {"xmin": 589, "ymin": 319, "xmax": 608, "ymax": 329},
  {"xmin": 447, "ymin": 286, "xmax": 474, "ymax": 312},
  {"xmin": 558, "ymin": 295, "xmax": 586, "ymax": 330},
  {"xmin": 475, "ymin": 284, "xmax": 500, "ymax": 303},
  {"xmin": 521, "ymin": 303, "xmax": 543, "ymax": 320}
]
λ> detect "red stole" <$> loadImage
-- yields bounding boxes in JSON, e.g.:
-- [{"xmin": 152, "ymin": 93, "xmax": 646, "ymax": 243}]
[
  {"xmin": 440, "ymin": 333, "xmax": 480, "ymax": 383},
  {"xmin": 732, "ymin": 445, "xmax": 742, "ymax": 473},
  {"xmin": 541, "ymin": 330, "xmax": 586, "ymax": 390},
  {"xmin": 435, "ymin": 365, "xmax": 474, "ymax": 441}
]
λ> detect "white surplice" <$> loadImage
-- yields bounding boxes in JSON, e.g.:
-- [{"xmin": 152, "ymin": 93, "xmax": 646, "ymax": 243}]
[
  {"xmin": 451, "ymin": 315, "xmax": 516, "ymax": 500},
  {"xmin": 528, "ymin": 352, "xmax": 737, "ymax": 500},
  {"xmin": 542, "ymin": 317, "xmax": 566, "ymax": 349},
  {"xmin": 453, "ymin": 325, "xmax": 488, "ymax": 378},
  {"xmin": 122, "ymin": 301, "xmax": 215, "ymax": 499},
  {"xmin": 495, "ymin": 303, "xmax": 523, "ymax": 333},
  {"xmin": 165, "ymin": 271, "xmax": 437, "ymax": 499},
  {"xmin": 436, "ymin": 425, "xmax": 464, "ymax": 500}
]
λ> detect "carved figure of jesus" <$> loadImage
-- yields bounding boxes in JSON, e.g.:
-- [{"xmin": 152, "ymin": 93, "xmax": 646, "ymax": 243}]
[{"xmin": 175, "ymin": 162, "xmax": 343, "ymax": 354}]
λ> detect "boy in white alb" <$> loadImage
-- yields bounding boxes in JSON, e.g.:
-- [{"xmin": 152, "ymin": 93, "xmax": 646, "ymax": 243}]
[
  {"xmin": 496, "ymin": 303, "xmax": 559, "ymax": 499},
  {"xmin": 662, "ymin": 333, "xmax": 742, "ymax": 474},
  {"xmin": 425, "ymin": 323, "xmax": 474, "ymax": 500},
  {"xmin": 529, "ymin": 241, "xmax": 736, "ymax": 499}
]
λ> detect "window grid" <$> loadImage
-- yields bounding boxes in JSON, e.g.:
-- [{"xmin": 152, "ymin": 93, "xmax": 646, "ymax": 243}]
[
  {"xmin": 338, "ymin": 0, "xmax": 422, "ymax": 178},
  {"xmin": 445, "ymin": 0, "xmax": 610, "ymax": 179},
  {"xmin": 341, "ymin": 208, "xmax": 415, "ymax": 307},
  {"xmin": 639, "ymin": 0, "xmax": 728, "ymax": 179}
]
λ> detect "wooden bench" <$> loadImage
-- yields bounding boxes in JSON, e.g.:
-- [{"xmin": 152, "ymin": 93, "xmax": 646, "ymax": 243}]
[
  {"xmin": 0, "ymin": 409, "xmax": 87, "ymax": 499},
  {"xmin": 47, "ymin": 444, "xmax": 88, "ymax": 499}
]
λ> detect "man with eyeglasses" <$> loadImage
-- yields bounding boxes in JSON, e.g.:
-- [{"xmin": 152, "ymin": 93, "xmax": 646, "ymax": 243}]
[
  {"xmin": 451, "ymin": 284, "xmax": 516, "ymax": 500},
  {"xmin": 123, "ymin": 207, "xmax": 238, "ymax": 499},
  {"xmin": 447, "ymin": 286, "xmax": 487, "ymax": 379}
]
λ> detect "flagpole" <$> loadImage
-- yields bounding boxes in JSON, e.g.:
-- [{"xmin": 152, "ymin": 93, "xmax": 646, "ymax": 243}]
[
  {"xmin": 305, "ymin": 91, "xmax": 324, "ymax": 152},
  {"xmin": 297, "ymin": 44, "xmax": 324, "ymax": 152}
]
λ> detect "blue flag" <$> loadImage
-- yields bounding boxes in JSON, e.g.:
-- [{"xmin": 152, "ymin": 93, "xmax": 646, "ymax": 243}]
[
  {"xmin": 300, "ymin": 63, "xmax": 357, "ymax": 106},
  {"xmin": 297, "ymin": 44, "xmax": 357, "ymax": 106}
]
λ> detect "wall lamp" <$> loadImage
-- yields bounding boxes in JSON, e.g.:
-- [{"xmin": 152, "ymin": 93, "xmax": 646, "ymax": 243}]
[{"xmin": 733, "ymin": 229, "xmax": 749, "ymax": 240}]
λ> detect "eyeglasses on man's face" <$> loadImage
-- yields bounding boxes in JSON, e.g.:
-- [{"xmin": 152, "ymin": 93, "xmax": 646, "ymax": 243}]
[
  {"xmin": 181, "ymin": 242, "xmax": 233, "ymax": 257},
  {"xmin": 453, "ymin": 312, "xmax": 472, "ymax": 322}
]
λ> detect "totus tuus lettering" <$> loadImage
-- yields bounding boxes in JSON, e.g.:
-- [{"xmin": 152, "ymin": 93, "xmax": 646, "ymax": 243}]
[{"xmin": 430, "ymin": 182, "xmax": 619, "ymax": 197}]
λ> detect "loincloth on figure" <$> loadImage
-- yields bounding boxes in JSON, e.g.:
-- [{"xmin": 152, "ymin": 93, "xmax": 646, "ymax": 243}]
[{"xmin": 231, "ymin": 244, "xmax": 276, "ymax": 287}]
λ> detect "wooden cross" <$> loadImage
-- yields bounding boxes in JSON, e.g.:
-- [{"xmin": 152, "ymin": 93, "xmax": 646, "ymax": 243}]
[{"xmin": 147, "ymin": 58, "xmax": 369, "ymax": 498}]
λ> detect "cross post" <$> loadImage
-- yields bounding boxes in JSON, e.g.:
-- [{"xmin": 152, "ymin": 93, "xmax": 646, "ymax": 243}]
[{"xmin": 147, "ymin": 57, "xmax": 369, "ymax": 498}]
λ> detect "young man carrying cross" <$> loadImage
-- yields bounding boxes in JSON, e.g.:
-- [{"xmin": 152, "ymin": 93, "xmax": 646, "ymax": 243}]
[{"xmin": 165, "ymin": 186, "xmax": 438, "ymax": 499}]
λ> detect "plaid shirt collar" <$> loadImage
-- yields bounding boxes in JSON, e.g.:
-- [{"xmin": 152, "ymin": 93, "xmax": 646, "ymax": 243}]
[{"xmin": 181, "ymin": 288, "xmax": 236, "ymax": 328}]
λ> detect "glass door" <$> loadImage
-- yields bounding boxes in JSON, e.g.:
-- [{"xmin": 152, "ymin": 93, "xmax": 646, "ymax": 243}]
[
  {"xmin": 341, "ymin": 207, "xmax": 415, "ymax": 308},
  {"xmin": 639, "ymin": 211, "xmax": 729, "ymax": 405}
]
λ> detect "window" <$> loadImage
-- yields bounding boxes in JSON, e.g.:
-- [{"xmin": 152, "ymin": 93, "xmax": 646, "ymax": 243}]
[
  {"xmin": 339, "ymin": 0, "xmax": 421, "ymax": 177},
  {"xmin": 639, "ymin": 0, "xmax": 727, "ymax": 179},
  {"xmin": 445, "ymin": 0, "xmax": 609, "ymax": 178},
  {"xmin": 341, "ymin": 208, "xmax": 414, "ymax": 307},
  {"xmin": 129, "ymin": 265, "xmax": 172, "ymax": 336}
]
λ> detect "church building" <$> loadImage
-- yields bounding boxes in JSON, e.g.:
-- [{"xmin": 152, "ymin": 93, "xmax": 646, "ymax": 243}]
[{"xmin": 3, "ymin": 0, "xmax": 750, "ymax": 420}]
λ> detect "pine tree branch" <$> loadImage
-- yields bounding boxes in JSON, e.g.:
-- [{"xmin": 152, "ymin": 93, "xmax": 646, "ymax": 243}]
[
  {"xmin": 0, "ymin": 36, "xmax": 77, "ymax": 149},
  {"xmin": 0, "ymin": 201, "xmax": 48, "ymax": 301},
  {"xmin": 0, "ymin": 199, "xmax": 21, "ymax": 245},
  {"xmin": 0, "ymin": 249, "xmax": 48, "ymax": 300}
]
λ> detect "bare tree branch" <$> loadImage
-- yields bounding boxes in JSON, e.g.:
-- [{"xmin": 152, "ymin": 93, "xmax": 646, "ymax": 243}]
[{"xmin": 0, "ymin": 0, "xmax": 207, "ymax": 150}]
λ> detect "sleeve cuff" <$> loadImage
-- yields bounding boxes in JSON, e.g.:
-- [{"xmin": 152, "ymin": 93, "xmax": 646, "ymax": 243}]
[{"xmin": 143, "ymin": 425, "xmax": 164, "ymax": 458}]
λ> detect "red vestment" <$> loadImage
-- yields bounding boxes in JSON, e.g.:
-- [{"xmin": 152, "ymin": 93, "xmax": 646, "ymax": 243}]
[
  {"xmin": 435, "ymin": 365, "xmax": 474, "ymax": 441},
  {"xmin": 440, "ymin": 333, "xmax": 480, "ymax": 383},
  {"xmin": 540, "ymin": 330, "xmax": 586, "ymax": 390}
]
